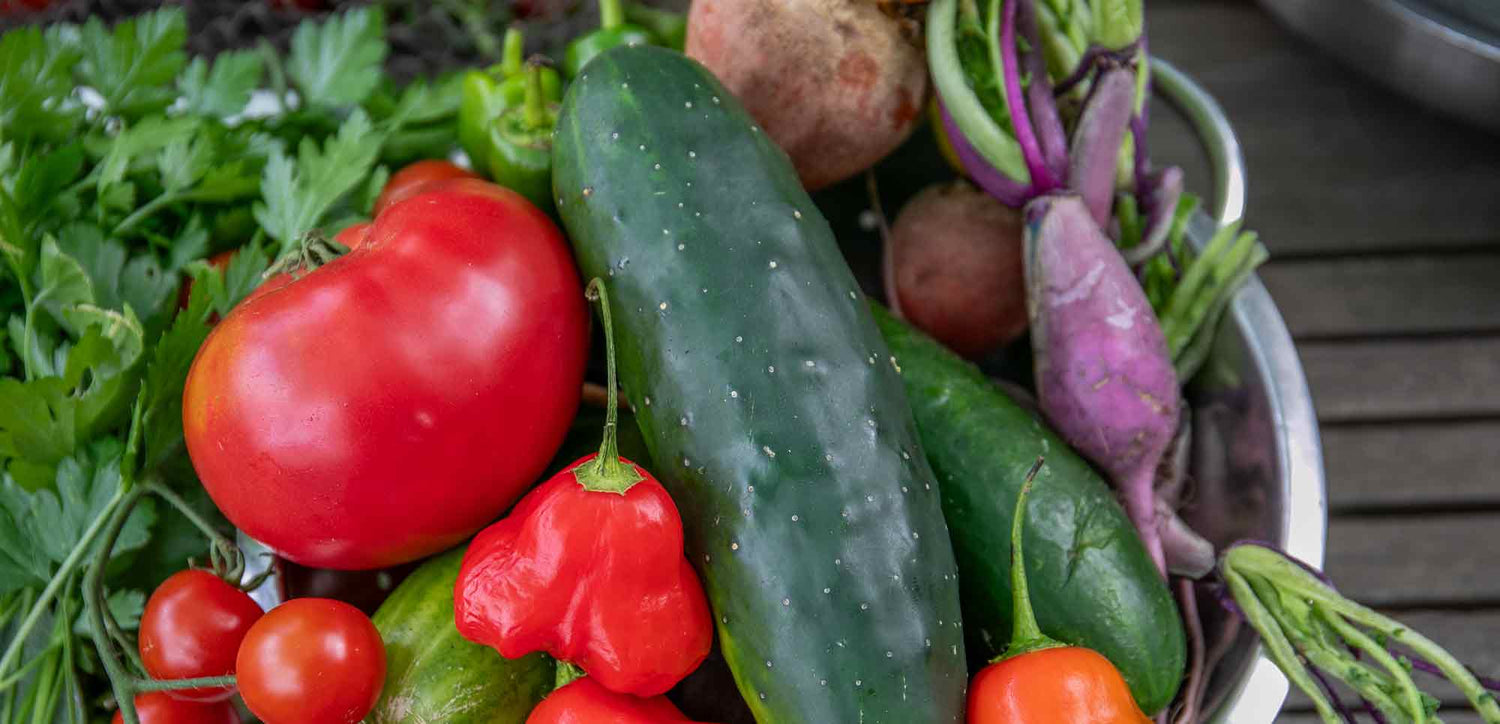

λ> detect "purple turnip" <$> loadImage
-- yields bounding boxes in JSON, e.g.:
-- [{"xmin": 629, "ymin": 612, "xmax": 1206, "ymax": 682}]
[
  {"xmin": 1024, "ymin": 193, "xmax": 1179, "ymax": 576},
  {"xmin": 883, "ymin": 180, "xmax": 1028, "ymax": 359}
]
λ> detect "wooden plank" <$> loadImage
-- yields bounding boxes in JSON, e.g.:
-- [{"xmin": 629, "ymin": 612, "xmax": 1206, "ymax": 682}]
[
  {"xmin": 1146, "ymin": 0, "xmax": 1500, "ymax": 256},
  {"xmin": 1260, "ymin": 253, "xmax": 1500, "ymax": 339},
  {"xmin": 1323, "ymin": 514, "xmax": 1500, "ymax": 607},
  {"xmin": 1280, "ymin": 610, "xmax": 1500, "ymax": 712},
  {"xmin": 1323, "ymin": 420, "xmax": 1500, "ymax": 511},
  {"xmin": 1300, "ymin": 337, "xmax": 1500, "ymax": 423},
  {"xmin": 1281, "ymin": 709, "xmax": 1486, "ymax": 723}
]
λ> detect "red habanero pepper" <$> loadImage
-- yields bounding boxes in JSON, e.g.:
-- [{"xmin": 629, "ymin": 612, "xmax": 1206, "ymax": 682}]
[
  {"xmin": 527, "ymin": 677, "xmax": 711, "ymax": 724},
  {"xmin": 966, "ymin": 459, "xmax": 1152, "ymax": 724},
  {"xmin": 455, "ymin": 278, "xmax": 713, "ymax": 698}
]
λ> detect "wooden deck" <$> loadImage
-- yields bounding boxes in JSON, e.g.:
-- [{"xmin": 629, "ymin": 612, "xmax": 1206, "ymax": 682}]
[{"xmin": 1145, "ymin": 0, "xmax": 1500, "ymax": 718}]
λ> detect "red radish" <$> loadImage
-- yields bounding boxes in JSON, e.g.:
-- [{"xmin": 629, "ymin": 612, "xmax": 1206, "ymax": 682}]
[
  {"xmin": 883, "ymin": 180, "xmax": 1028, "ymax": 359},
  {"xmin": 686, "ymin": 0, "xmax": 927, "ymax": 191},
  {"xmin": 1024, "ymin": 194, "xmax": 1178, "ymax": 577}
]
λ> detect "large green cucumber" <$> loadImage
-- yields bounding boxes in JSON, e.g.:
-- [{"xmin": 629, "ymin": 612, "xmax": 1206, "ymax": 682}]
[
  {"xmin": 369, "ymin": 548, "xmax": 554, "ymax": 723},
  {"xmin": 873, "ymin": 306, "xmax": 1186, "ymax": 714},
  {"xmin": 553, "ymin": 46, "xmax": 968, "ymax": 723}
]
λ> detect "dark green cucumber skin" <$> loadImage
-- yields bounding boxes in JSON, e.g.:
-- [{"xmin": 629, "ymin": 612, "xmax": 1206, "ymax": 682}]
[
  {"xmin": 873, "ymin": 306, "xmax": 1186, "ymax": 715},
  {"xmin": 369, "ymin": 548, "xmax": 554, "ymax": 724},
  {"xmin": 553, "ymin": 45, "xmax": 967, "ymax": 724}
]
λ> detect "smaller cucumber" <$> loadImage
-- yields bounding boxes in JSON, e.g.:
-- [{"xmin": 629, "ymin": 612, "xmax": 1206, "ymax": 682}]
[
  {"xmin": 370, "ymin": 548, "xmax": 554, "ymax": 724},
  {"xmin": 873, "ymin": 305, "xmax": 1186, "ymax": 715}
]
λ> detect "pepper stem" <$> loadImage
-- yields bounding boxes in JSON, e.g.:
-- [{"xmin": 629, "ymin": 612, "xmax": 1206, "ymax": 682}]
[
  {"xmin": 555, "ymin": 661, "xmax": 586, "ymax": 690},
  {"xmin": 522, "ymin": 58, "xmax": 549, "ymax": 130},
  {"xmin": 501, "ymin": 27, "xmax": 524, "ymax": 76},
  {"xmin": 996, "ymin": 457, "xmax": 1066, "ymax": 662},
  {"xmin": 599, "ymin": 0, "xmax": 625, "ymax": 30},
  {"xmin": 573, "ymin": 279, "xmax": 645, "ymax": 495}
]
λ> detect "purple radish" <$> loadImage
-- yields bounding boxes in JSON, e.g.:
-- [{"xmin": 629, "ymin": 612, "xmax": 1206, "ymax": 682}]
[
  {"xmin": 1024, "ymin": 193, "xmax": 1180, "ymax": 577},
  {"xmin": 1069, "ymin": 66, "xmax": 1137, "ymax": 229},
  {"xmin": 1017, "ymin": 0, "xmax": 1068, "ymax": 183},
  {"xmin": 1124, "ymin": 165, "xmax": 1184, "ymax": 266}
]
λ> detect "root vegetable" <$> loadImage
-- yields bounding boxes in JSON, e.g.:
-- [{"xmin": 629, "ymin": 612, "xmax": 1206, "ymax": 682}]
[
  {"xmin": 883, "ymin": 180, "xmax": 1028, "ymax": 359},
  {"xmin": 685, "ymin": 0, "xmax": 927, "ymax": 190},
  {"xmin": 1024, "ymin": 193, "xmax": 1179, "ymax": 577}
]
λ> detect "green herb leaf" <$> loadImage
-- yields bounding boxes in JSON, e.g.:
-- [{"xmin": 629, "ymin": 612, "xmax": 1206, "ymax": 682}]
[
  {"xmin": 74, "ymin": 588, "xmax": 145, "ymax": 636},
  {"xmin": 157, "ymin": 134, "xmax": 216, "ymax": 193},
  {"xmin": 139, "ymin": 270, "xmax": 214, "ymax": 470},
  {"xmin": 98, "ymin": 116, "xmax": 201, "ymax": 191},
  {"xmin": 253, "ymin": 110, "xmax": 383, "ymax": 246},
  {"xmin": 0, "ymin": 475, "xmax": 53, "ymax": 593},
  {"xmin": 177, "ymin": 50, "xmax": 264, "ymax": 119},
  {"xmin": 75, "ymin": 8, "xmax": 188, "ymax": 120},
  {"xmin": 12, "ymin": 143, "xmax": 86, "ymax": 232},
  {"xmin": 32, "ymin": 441, "xmax": 155, "ymax": 564},
  {"xmin": 0, "ymin": 25, "xmax": 84, "ymax": 145},
  {"xmin": 286, "ymin": 7, "xmax": 387, "ymax": 109},
  {"xmin": 34, "ymin": 236, "xmax": 96, "ymax": 330}
]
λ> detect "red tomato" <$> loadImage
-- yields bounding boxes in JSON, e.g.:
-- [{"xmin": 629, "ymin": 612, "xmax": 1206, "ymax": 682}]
[
  {"xmin": 527, "ymin": 677, "xmax": 708, "ymax": 724},
  {"xmin": 177, "ymin": 250, "xmax": 237, "ymax": 311},
  {"xmin": 182, "ymin": 180, "xmax": 588, "ymax": 569},
  {"xmin": 139, "ymin": 570, "xmax": 264, "ymax": 702},
  {"xmin": 373, "ymin": 160, "xmax": 478, "ymax": 217},
  {"xmin": 112, "ymin": 693, "xmax": 239, "ymax": 724},
  {"xmin": 334, "ymin": 222, "xmax": 372, "ymax": 251},
  {"xmin": 235, "ymin": 599, "xmax": 385, "ymax": 724}
]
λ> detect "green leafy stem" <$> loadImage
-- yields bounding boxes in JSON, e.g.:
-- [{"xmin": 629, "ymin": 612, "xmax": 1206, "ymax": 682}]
[{"xmin": 1224, "ymin": 544, "xmax": 1500, "ymax": 724}]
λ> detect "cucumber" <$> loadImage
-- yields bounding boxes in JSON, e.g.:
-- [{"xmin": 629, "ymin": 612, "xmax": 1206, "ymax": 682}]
[
  {"xmin": 553, "ymin": 46, "xmax": 967, "ymax": 723},
  {"xmin": 369, "ymin": 548, "xmax": 554, "ymax": 723},
  {"xmin": 872, "ymin": 305, "xmax": 1186, "ymax": 714}
]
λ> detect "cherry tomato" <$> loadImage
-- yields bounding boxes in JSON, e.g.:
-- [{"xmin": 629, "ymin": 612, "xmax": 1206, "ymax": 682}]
[
  {"xmin": 112, "ymin": 693, "xmax": 240, "ymax": 724},
  {"xmin": 183, "ymin": 180, "xmax": 588, "ymax": 569},
  {"xmin": 236, "ymin": 598, "xmax": 385, "ymax": 724},
  {"xmin": 372, "ymin": 160, "xmax": 478, "ymax": 217},
  {"xmin": 177, "ymin": 250, "xmax": 237, "ymax": 310},
  {"xmin": 527, "ymin": 677, "xmax": 707, "ymax": 723},
  {"xmin": 139, "ymin": 570, "xmax": 263, "ymax": 702},
  {"xmin": 333, "ymin": 222, "xmax": 372, "ymax": 251}
]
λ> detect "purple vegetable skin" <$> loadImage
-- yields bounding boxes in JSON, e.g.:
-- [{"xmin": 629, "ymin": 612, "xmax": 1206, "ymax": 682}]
[
  {"xmin": 939, "ymin": 101, "xmax": 1031, "ymax": 207},
  {"xmin": 1069, "ymin": 66, "xmax": 1138, "ymax": 229},
  {"xmin": 1018, "ymin": 0, "xmax": 1069, "ymax": 183},
  {"xmin": 1025, "ymin": 194, "xmax": 1180, "ymax": 576}
]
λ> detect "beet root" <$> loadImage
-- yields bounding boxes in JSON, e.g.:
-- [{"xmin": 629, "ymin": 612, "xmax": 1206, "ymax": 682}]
[
  {"xmin": 883, "ymin": 180, "xmax": 1028, "ymax": 359},
  {"xmin": 1025, "ymin": 193, "xmax": 1181, "ymax": 576},
  {"xmin": 686, "ymin": 0, "xmax": 927, "ymax": 191}
]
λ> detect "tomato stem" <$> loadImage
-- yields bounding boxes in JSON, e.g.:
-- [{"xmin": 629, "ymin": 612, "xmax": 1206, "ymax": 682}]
[
  {"xmin": 132, "ymin": 676, "xmax": 238, "ymax": 693},
  {"xmin": 84, "ymin": 486, "xmax": 149, "ymax": 724},
  {"xmin": 501, "ymin": 27, "xmax": 525, "ymax": 76},
  {"xmin": 574, "ymin": 279, "xmax": 645, "ymax": 495},
  {"xmin": 600, "ymin": 0, "xmax": 624, "ymax": 30},
  {"xmin": 996, "ymin": 457, "xmax": 1065, "ymax": 662}
]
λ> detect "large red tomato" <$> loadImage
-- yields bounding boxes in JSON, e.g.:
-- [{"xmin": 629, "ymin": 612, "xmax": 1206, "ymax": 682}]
[
  {"xmin": 112, "ymin": 693, "xmax": 239, "ymax": 724},
  {"xmin": 183, "ymin": 180, "xmax": 588, "ymax": 569}
]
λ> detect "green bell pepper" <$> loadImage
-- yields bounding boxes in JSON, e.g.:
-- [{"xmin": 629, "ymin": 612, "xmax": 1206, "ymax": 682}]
[
  {"xmin": 625, "ymin": 3, "xmax": 687, "ymax": 51},
  {"xmin": 562, "ymin": 0, "xmax": 656, "ymax": 78},
  {"xmin": 459, "ymin": 28, "xmax": 562, "ymax": 177},
  {"xmin": 484, "ymin": 59, "xmax": 560, "ymax": 211}
]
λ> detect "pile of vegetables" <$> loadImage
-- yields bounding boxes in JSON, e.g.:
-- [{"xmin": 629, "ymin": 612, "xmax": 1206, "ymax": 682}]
[{"xmin": 1, "ymin": 1, "xmax": 1496, "ymax": 723}]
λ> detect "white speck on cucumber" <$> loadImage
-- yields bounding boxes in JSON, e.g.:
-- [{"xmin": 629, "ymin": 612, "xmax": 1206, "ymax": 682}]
[
  {"xmin": 730, "ymin": 390, "xmax": 738, "ymax": 398},
  {"xmin": 768, "ymin": 366, "xmax": 775, "ymax": 373},
  {"xmin": 762, "ymin": 446, "xmax": 775, "ymax": 458},
  {"xmin": 735, "ymin": 336, "xmax": 743, "ymax": 343},
  {"xmin": 793, "ymin": 210, "xmax": 802, "ymax": 219},
  {"xmin": 643, "ymin": 396, "xmax": 651, "ymax": 406},
  {"xmin": 866, "ymin": 495, "xmax": 875, "ymax": 503},
  {"xmin": 804, "ymin": 360, "xmax": 815, "ymax": 368},
  {"xmin": 790, "ymin": 514, "xmax": 798, "ymax": 521},
  {"xmin": 823, "ymin": 587, "xmax": 830, "ymax": 594},
  {"xmin": 688, "ymin": 150, "xmax": 697, "ymax": 158},
  {"xmin": 662, "ymin": 228, "xmax": 670, "ymax": 235},
  {"xmin": 677, "ymin": 243, "xmax": 685, "ymax": 251},
  {"xmin": 768, "ymin": 260, "xmax": 778, "ymax": 269},
  {"xmin": 730, "ymin": 542, "xmax": 739, "ymax": 551},
  {"xmin": 582, "ymin": 187, "xmax": 593, "ymax": 197},
  {"xmin": 610, "ymin": 132, "xmax": 619, "ymax": 140},
  {"xmin": 653, "ymin": 163, "xmax": 662, "ymax": 170},
  {"xmin": 780, "ymin": 598, "xmax": 789, "ymax": 607},
  {"xmin": 659, "ymin": 302, "xmax": 668, "ymax": 310},
  {"xmin": 679, "ymin": 417, "xmax": 688, "ymax": 426}
]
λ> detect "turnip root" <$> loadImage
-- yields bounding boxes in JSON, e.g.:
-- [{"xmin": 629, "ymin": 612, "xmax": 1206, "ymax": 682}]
[
  {"xmin": 686, "ymin": 0, "xmax": 927, "ymax": 190},
  {"xmin": 883, "ymin": 180, "xmax": 1029, "ymax": 360},
  {"xmin": 1024, "ymin": 193, "xmax": 1179, "ymax": 576}
]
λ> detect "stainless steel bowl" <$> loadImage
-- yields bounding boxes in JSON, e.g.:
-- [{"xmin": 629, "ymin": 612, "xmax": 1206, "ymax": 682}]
[
  {"xmin": 1156, "ymin": 58, "xmax": 1329, "ymax": 722},
  {"xmin": 1258, "ymin": 0, "xmax": 1500, "ymax": 133},
  {"xmin": 240, "ymin": 58, "xmax": 1328, "ymax": 724}
]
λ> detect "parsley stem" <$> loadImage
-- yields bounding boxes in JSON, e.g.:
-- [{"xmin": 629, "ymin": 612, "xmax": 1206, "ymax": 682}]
[
  {"xmin": 112, "ymin": 192, "xmax": 180, "ymax": 238},
  {"xmin": 0, "ymin": 646, "xmax": 60, "ymax": 691},
  {"xmin": 0, "ymin": 488, "xmax": 125, "ymax": 679}
]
